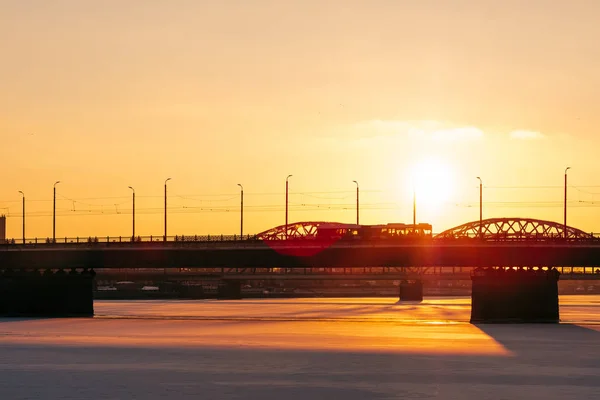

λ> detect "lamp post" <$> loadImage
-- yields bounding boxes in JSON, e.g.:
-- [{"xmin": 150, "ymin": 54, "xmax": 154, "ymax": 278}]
[
  {"xmin": 476, "ymin": 177, "xmax": 483, "ymax": 239},
  {"xmin": 164, "ymin": 178, "xmax": 171, "ymax": 241},
  {"xmin": 564, "ymin": 167, "xmax": 571, "ymax": 239},
  {"xmin": 353, "ymin": 180, "xmax": 359, "ymax": 225},
  {"xmin": 18, "ymin": 191, "xmax": 25, "ymax": 243},
  {"xmin": 53, "ymin": 181, "xmax": 60, "ymax": 242},
  {"xmin": 128, "ymin": 186, "xmax": 135, "ymax": 241},
  {"xmin": 237, "ymin": 184, "xmax": 244, "ymax": 238},
  {"xmin": 285, "ymin": 175, "xmax": 292, "ymax": 238},
  {"xmin": 412, "ymin": 183, "xmax": 416, "ymax": 226}
]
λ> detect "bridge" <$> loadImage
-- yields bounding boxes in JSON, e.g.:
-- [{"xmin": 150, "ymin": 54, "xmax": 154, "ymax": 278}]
[
  {"xmin": 1, "ymin": 217, "xmax": 600, "ymax": 322},
  {"xmin": 1, "ymin": 218, "xmax": 600, "ymax": 270}
]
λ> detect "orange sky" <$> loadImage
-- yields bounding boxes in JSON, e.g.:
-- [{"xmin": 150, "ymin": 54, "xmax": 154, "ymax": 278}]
[{"xmin": 2, "ymin": 1, "xmax": 600, "ymax": 239}]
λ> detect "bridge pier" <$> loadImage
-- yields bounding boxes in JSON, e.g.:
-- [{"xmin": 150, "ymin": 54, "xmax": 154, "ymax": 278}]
[
  {"xmin": 176, "ymin": 283, "xmax": 205, "ymax": 299},
  {"xmin": 398, "ymin": 279, "xmax": 423, "ymax": 302},
  {"xmin": 217, "ymin": 280, "xmax": 242, "ymax": 300},
  {"xmin": 470, "ymin": 267, "xmax": 560, "ymax": 323},
  {"xmin": 0, "ymin": 268, "xmax": 95, "ymax": 317}
]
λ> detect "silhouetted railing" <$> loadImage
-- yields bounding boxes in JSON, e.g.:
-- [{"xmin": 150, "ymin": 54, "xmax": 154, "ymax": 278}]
[
  {"xmin": 0, "ymin": 234, "xmax": 260, "ymax": 246},
  {"xmin": 3, "ymin": 232, "xmax": 600, "ymax": 246}
]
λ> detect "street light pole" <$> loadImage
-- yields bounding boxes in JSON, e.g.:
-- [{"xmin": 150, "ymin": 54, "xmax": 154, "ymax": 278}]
[
  {"xmin": 286, "ymin": 175, "xmax": 292, "ymax": 237},
  {"xmin": 128, "ymin": 186, "xmax": 135, "ymax": 241},
  {"xmin": 237, "ymin": 184, "xmax": 244, "ymax": 238},
  {"xmin": 164, "ymin": 178, "xmax": 171, "ymax": 241},
  {"xmin": 476, "ymin": 177, "xmax": 483, "ymax": 239},
  {"xmin": 53, "ymin": 181, "xmax": 60, "ymax": 243},
  {"xmin": 18, "ymin": 191, "xmax": 25, "ymax": 243},
  {"xmin": 564, "ymin": 167, "xmax": 571, "ymax": 239},
  {"xmin": 353, "ymin": 180, "xmax": 359, "ymax": 225},
  {"xmin": 413, "ymin": 183, "xmax": 416, "ymax": 226}
]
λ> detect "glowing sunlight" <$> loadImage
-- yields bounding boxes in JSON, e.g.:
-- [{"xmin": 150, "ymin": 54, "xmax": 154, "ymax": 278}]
[{"xmin": 407, "ymin": 157, "xmax": 456, "ymax": 212}]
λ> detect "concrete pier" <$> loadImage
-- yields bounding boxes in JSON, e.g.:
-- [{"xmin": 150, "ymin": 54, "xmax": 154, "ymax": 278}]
[
  {"xmin": 0, "ymin": 268, "xmax": 95, "ymax": 317},
  {"xmin": 177, "ymin": 284, "xmax": 205, "ymax": 299},
  {"xmin": 470, "ymin": 267, "xmax": 560, "ymax": 323},
  {"xmin": 399, "ymin": 279, "xmax": 423, "ymax": 302},
  {"xmin": 217, "ymin": 280, "xmax": 242, "ymax": 300}
]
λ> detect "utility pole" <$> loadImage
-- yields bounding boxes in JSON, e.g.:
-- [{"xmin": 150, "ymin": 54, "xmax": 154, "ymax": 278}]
[
  {"xmin": 237, "ymin": 184, "xmax": 244, "ymax": 238},
  {"xmin": 564, "ymin": 167, "xmax": 570, "ymax": 239},
  {"xmin": 128, "ymin": 186, "xmax": 135, "ymax": 240},
  {"xmin": 353, "ymin": 181, "xmax": 359, "ymax": 225},
  {"xmin": 164, "ymin": 178, "xmax": 171, "ymax": 241},
  {"xmin": 18, "ymin": 191, "xmax": 25, "ymax": 243},
  {"xmin": 285, "ymin": 175, "xmax": 292, "ymax": 238},
  {"xmin": 413, "ymin": 185, "xmax": 416, "ymax": 226},
  {"xmin": 477, "ymin": 177, "xmax": 482, "ymax": 238},
  {"xmin": 53, "ymin": 181, "xmax": 60, "ymax": 242}
]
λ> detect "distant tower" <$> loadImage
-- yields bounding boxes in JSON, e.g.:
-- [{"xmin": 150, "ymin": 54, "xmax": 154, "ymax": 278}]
[{"xmin": 0, "ymin": 215, "xmax": 5, "ymax": 243}]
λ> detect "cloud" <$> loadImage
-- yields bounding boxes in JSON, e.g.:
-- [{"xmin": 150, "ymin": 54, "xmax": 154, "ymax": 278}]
[
  {"xmin": 510, "ymin": 130, "xmax": 545, "ymax": 140},
  {"xmin": 314, "ymin": 120, "xmax": 486, "ymax": 152},
  {"xmin": 430, "ymin": 127, "xmax": 484, "ymax": 141},
  {"xmin": 357, "ymin": 120, "xmax": 484, "ymax": 142}
]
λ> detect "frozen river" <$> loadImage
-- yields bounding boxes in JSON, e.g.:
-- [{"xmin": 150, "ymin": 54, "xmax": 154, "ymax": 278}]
[{"xmin": 1, "ymin": 296, "xmax": 600, "ymax": 399}]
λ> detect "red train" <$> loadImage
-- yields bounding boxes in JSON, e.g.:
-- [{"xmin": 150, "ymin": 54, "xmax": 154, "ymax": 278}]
[{"xmin": 316, "ymin": 222, "xmax": 433, "ymax": 241}]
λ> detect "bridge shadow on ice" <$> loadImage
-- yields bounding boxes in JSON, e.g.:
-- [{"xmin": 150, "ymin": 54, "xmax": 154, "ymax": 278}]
[
  {"xmin": 476, "ymin": 323, "xmax": 600, "ymax": 364},
  {"xmin": 249, "ymin": 298, "xmax": 469, "ymax": 322}
]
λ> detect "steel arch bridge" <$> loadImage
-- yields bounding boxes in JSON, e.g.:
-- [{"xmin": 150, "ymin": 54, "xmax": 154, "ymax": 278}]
[
  {"xmin": 434, "ymin": 217, "xmax": 595, "ymax": 241},
  {"xmin": 256, "ymin": 221, "xmax": 353, "ymax": 240}
]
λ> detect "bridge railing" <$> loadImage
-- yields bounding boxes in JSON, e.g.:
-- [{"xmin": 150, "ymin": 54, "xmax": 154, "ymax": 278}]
[
  {"xmin": 3, "ymin": 232, "xmax": 600, "ymax": 246},
  {"xmin": 0, "ymin": 234, "xmax": 261, "ymax": 246}
]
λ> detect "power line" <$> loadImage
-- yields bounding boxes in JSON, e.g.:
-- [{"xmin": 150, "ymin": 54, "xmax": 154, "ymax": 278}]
[
  {"xmin": 6, "ymin": 199, "xmax": 600, "ymax": 219},
  {"xmin": 3, "ymin": 185, "xmax": 600, "ymax": 204},
  {"xmin": 483, "ymin": 186, "xmax": 563, "ymax": 189},
  {"xmin": 5, "ymin": 184, "xmax": 600, "ymax": 219}
]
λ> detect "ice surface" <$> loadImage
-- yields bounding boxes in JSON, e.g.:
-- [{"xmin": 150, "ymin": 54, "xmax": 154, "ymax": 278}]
[{"xmin": 1, "ymin": 296, "xmax": 599, "ymax": 399}]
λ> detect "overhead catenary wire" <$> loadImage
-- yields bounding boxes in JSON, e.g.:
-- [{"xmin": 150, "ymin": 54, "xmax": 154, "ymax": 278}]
[
  {"xmin": 0, "ymin": 190, "xmax": 385, "ymax": 204},
  {"xmin": 3, "ymin": 184, "xmax": 600, "ymax": 218},
  {"xmin": 5, "ymin": 200, "xmax": 600, "ymax": 218}
]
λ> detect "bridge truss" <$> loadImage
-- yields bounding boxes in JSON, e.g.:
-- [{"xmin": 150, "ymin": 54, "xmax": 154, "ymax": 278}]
[
  {"xmin": 434, "ymin": 218, "xmax": 595, "ymax": 241},
  {"xmin": 255, "ymin": 221, "xmax": 353, "ymax": 240}
]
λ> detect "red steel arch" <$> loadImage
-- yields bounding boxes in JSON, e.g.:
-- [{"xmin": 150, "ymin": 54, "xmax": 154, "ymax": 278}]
[
  {"xmin": 256, "ymin": 221, "xmax": 354, "ymax": 241},
  {"xmin": 434, "ymin": 218, "xmax": 595, "ymax": 241}
]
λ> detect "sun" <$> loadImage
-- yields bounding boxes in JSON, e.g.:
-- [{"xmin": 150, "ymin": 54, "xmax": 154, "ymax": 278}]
[{"xmin": 407, "ymin": 157, "xmax": 455, "ymax": 211}]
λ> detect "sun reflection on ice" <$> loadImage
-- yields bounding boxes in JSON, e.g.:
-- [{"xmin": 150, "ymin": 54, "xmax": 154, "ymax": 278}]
[{"xmin": 0, "ymin": 298, "xmax": 512, "ymax": 357}]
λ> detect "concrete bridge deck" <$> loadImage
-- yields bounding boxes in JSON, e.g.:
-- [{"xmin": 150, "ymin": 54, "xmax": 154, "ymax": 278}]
[{"xmin": 4, "ymin": 241, "xmax": 600, "ymax": 269}]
